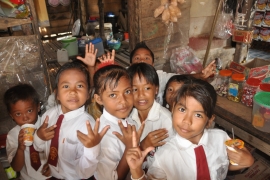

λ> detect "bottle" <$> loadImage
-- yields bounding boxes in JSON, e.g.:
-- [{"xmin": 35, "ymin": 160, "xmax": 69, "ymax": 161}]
[
  {"xmin": 241, "ymin": 78, "xmax": 261, "ymax": 107},
  {"xmin": 214, "ymin": 69, "xmax": 232, "ymax": 97},
  {"xmin": 227, "ymin": 73, "xmax": 245, "ymax": 102}
]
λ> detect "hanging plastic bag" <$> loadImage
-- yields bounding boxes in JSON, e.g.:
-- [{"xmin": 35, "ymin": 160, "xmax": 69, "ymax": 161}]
[{"xmin": 170, "ymin": 47, "xmax": 203, "ymax": 74}]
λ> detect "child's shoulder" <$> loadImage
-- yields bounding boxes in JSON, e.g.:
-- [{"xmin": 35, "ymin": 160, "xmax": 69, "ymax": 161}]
[{"xmin": 206, "ymin": 128, "xmax": 229, "ymax": 139}]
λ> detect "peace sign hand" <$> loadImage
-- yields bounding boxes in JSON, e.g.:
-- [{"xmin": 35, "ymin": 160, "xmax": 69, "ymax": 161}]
[{"xmin": 77, "ymin": 118, "xmax": 110, "ymax": 148}]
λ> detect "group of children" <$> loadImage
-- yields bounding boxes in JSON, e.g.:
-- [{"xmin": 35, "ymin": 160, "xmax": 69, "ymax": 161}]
[{"xmin": 4, "ymin": 42, "xmax": 254, "ymax": 180}]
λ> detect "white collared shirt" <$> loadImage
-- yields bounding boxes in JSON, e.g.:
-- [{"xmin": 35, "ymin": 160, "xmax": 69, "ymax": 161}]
[
  {"xmin": 147, "ymin": 129, "xmax": 230, "ymax": 180},
  {"xmin": 34, "ymin": 105, "xmax": 99, "ymax": 180},
  {"xmin": 94, "ymin": 108, "xmax": 138, "ymax": 180},
  {"xmin": 6, "ymin": 117, "xmax": 48, "ymax": 180},
  {"xmin": 130, "ymin": 100, "xmax": 173, "ymax": 169},
  {"xmin": 156, "ymin": 70, "xmax": 175, "ymax": 105}
]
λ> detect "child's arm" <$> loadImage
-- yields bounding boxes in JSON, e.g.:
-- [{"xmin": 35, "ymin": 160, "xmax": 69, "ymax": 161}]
[
  {"xmin": 113, "ymin": 120, "xmax": 145, "ymax": 180},
  {"xmin": 140, "ymin": 128, "xmax": 168, "ymax": 150},
  {"xmin": 126, "ymin": 131, "xmax": 154, "ymax": 180},
  {"xmin": 191, "ymin": 60, "xmax": 216, "ymax": 80},
  {"xmin": 227, "ymin": 147, "xmax": 255, "ymax": 171},
  {"xmin": 9, "ymin": 129, "xmax": 25, "ymax": 171}
]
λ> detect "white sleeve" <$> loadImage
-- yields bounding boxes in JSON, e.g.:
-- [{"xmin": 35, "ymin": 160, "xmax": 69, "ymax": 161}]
[
  {"xmin": 33, "ymin": 132, "xmax": 46, "ymax": 152},
  {"xmin": 6, "ymin": 132, "xmax": 18, "ymax": 163},
  {"xmin": 147, "ymin": 157, "xmax": 167, "ymax": 180}
]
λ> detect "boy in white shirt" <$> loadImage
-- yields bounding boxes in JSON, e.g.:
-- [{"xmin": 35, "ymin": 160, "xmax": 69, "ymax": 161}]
[{"xmin": 4, "ymin": 84, "xmax": 50, "ymax": 180}]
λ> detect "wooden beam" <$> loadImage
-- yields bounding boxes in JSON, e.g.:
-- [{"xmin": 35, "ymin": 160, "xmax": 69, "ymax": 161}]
[{"xmin": 0, "ymin": 17, "xmax": 32, "ymax": 29}]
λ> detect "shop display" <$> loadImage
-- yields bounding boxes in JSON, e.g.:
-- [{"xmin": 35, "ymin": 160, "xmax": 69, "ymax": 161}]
[
  {"xmin": 212, "ymin": 69, "xmax": 232, "ymax": 97},
  {"xmin": 227, "ymin": 73, "xmax": 245, "ymax": 103},
  {"xmin": 241, "ymin": 78, "xmax": 261, "ymax": 107},
  {"xmin": 252, "ymin": 92, "xmax": 270, "ymax": 133}
]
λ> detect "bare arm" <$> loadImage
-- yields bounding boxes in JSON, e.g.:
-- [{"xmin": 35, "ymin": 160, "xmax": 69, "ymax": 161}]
[{"xmin": 10, "ymin": 129, "xmax": 25, "ymax": 171}]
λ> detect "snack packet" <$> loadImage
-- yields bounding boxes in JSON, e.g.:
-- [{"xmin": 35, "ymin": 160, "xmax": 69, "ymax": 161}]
[{"xmin": 225, "ymin": 139, "xmax": 245, "ymax": 165}]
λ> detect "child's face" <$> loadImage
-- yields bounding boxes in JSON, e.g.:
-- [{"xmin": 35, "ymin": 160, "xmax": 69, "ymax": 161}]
[
  {"xmin": 172, "ymin": 96, "xmax": 214, "ymax": 144},
  {"xmin": 132, "ymin": 74, "xmax": 158, "ymax": 114},
  {"xmin": 9, "ymin": 100, "xmax": 39, "ymax": 126},
  {"xmin": 57, "ymin": 69, "xmax": 89, "ymax": 114},
  {"xmin": 95, "ymin": 77, "xmax": 133, "ymax": 119},
  {"xmin": 165, "ymin": 81, "xmax": 183, "ymax": 111},
  {"xmin": 131, "ymin": 48, "xmax": 154, "ymax": 65}
]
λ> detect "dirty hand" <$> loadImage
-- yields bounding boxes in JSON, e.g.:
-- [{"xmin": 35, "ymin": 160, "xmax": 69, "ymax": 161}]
[
  {"xmin": 77, "ymin": 43, "xmax": 97, "ymax": 67},
  {"xmin": 37, "ymin": 116, "xmax": 57, "ymax": 141},
  {"xmin": 77, "ymin": 118, "xmax": 110, "ymax": 148}
]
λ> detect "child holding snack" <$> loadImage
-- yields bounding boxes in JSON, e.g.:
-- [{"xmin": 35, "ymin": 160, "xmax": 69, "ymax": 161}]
[
  {"xmin": 4, "ymin": 83, "xmax": 50, "ymax": 180},
  {"xmin": 93, "ymin": 64, "xmax": 144, "ymax": 180},
  {"xmin": 126, "ymin": 79, "xmax": 254, "ymax": 180},
  {"xmin": 128, "ymin": 63, "xmax": 174, "ymax": 169},
  {"xmin": 33, "ymin": 61, "xmax": 109, "ymax": 179}
]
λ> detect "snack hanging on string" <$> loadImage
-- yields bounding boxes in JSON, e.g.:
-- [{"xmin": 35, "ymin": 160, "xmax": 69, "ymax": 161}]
[
  {"xmin": 154, "ymin": 5, "xmax": 165, "ymax": 18},
  {"xmin": 161, "ymin": 0, "xmax": 169, "ymax": 5},
  {"xmin": 162, "ymin": 8, "xmax": 170, "ymax": 24}
]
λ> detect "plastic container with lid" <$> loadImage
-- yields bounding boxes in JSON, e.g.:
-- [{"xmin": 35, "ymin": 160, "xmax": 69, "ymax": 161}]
[
  {"xmin": 60, "ymin": 37, "xmax": 78, "ymax": 57},
  {"xmin": 257, "ymin": 83, "xmax": 270, "ymax": 93},
  {"xmin": 252, "ymin": 91, "xmax": 270, "ymax": 133},
  {"xmin": 241, "ymin": 78, "xmax": 261, "ymax": 107},
  {"xmin": 227, "ymin": 73, "xmax": 245, "ymax": 102},
  {"xmin": 89, "ymin": 37, "xmax": 104, "ymax": 57},
  {"xmin": 213, "ymin": 69, "xmax": 232, "ymax": 97}
]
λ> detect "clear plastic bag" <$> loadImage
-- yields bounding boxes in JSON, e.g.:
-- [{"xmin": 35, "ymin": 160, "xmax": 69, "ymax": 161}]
[
  {"xmin": 214, "ymin": 12, "xmax": 233, "ymax": 39},
  {"xmin": 170, "ymin": 47, "xmax": 203, "ymax": 74}
]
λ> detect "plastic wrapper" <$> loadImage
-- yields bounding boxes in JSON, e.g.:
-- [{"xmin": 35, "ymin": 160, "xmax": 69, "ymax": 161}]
[
  {"xmin": 0, "ymin": 35, "xmax": 49, "ymax": 120},
  {"xmin": 170, "ymin": 47, "xmax": 203, "ymax": 74},
  {"xmin": 0, "ymin": 0, "xmax": 29, "ymax": 18}
]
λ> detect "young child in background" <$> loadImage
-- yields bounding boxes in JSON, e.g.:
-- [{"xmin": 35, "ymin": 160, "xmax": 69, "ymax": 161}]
[
  {"xmin": 4, "ymin": 83, "xmax": 50, "ymax": 180},
  {"xmin": 163, "ymin": 74, "xmax": 195, "ymax": 111},
  {"xmin": 126, "ymin": 79, "xmax": 254, "ymax": 180},
  {"xmin": 33, "ymin": 61, "xmax": 109, "ymax": 180},
  {"xmin": 127, "ymin": 63, "xmax": 174, "ymax": 169},
  {"xmin": 93, "ymin": 64, "xmax": 144, "ymax": 180}
]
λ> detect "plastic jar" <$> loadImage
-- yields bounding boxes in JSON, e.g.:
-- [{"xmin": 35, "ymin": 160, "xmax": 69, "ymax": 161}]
[
  {"xmin": 214, "ymin": 69, "xmax": 232, "ymax": 97},
  {"xmin": 241, "ymin": 78, "xmax": 261, "ymax": 107},
  {"xmin": 61, "ymin": 37, "xmax": 78, "ymax": 57},
  {"xmin": 257, "ymin": 83, "xmax": 270, "ymax": 93},
  {"xmin": 227, "ymin": 73, "xmax": 245, "ymax": 102}
]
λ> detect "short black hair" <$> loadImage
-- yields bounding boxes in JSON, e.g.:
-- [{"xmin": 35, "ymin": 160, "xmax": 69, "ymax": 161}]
[
  {"xmin": 128, "ymin": 63, "xmax": 159, "ymax": 87},
  {"xmin": 130, "ymin": 41, "xmax": 154, "ymax": 64},
  {"xmin": 174, "ymin": 79, "xmax": 217, "ymax": 119},
  {"xmin": 163, "ymin": 75, "xmax": 195, "ymax": 107},
  {"xmin": 93, "ymin": 64, "xmax": 131, "ymax": 95},
  {"xmin": 4, "ymin": 83, "xmax": 40, "ymax": 113}
]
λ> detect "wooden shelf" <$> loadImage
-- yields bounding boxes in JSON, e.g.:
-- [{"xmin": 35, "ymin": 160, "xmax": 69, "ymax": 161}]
[{"xmin": 0, "ymin": 17, "xmax": 32, "ymax": 29}]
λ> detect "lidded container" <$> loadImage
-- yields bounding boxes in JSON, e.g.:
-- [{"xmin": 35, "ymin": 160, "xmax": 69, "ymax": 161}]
[
  {"xmin": 241, "ymin": 78, "xmax": 261, "ymax": 107},
  {"xmin": 257, "ymin": 83, "xmax": 270, "ymax": 93},
  {"xmin": 214, "ymin": 69, "xmax": 232, "ymax": 97},
  {"xmin": 60, "ymin": 37, "xmax": 78, "ymax": 57},
  {"xmin": 252, "ymin": 92, "xmax": 270, "ymax": 133},
  {"xmin": 89, "ymin": 38, "xmax": 104, "ymax": 57},
  {"xmin": 227, "ymin": 73, "xmax": 245, "ymax": 102}
]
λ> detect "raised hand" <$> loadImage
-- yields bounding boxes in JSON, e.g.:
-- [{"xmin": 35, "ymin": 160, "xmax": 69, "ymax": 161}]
[
  {"xmin": 140, "ymin": 128, "xmax": 168, "ymax": 151},
  {"xmin": 18, "ymin": 129, "xmax": 26, "ymax": 151},
  {"xmin": 98, "ymin": 50, "xmax": 115, "ymax": 64},
  {"xmin": 41, "ymin": 162, "xmax": 51, "ymax": 177},
  {"xmin": 201, "ymin": 60, "xmax": 216, "ymax": 79},
  {"xmin": 113, "ymin": 120, "xmax": 145, "ymax": 149},
  {"xmin": 227, "ymin": 146, "xmax": 254, "ymax": 168},
  {"xmin": 77, "ymin": 43, "xmax": 97, "ymax": 67},
  {"xmin": 36, "ymin": 116, "xmax": 57, "ymax": 141},
  {"xmin": 126, "ymin": 131, "xmax": 154, "ymax": 178},
  {"xmin": 77, "ymin": 118, "xmax": 110, "ymax": 148}
]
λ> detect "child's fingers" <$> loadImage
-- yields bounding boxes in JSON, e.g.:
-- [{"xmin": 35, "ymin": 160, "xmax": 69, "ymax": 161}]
[
  {"xmin": 77, "ymin": 130, "xmax": 87, "ymax": 142},
  {"xmin": 113, "ymin": 131, "xmax": 123, "ymax": 140},
  {"xmin": 111, "ymin": 50, "xmax": 115, "ymax": 61},
  {"xmin": 117, "ymin": 120, "xmax": 125, "ymax": 132},
  {"xmin": 40, "ymin": 116, "xmax": 49, "ymax": 129},
  {"xmin": 137, "ymin": 121, "xmax": 145, "ymax": 139},
  {"xmin": 132, "ymin": 130, "xmax": 137, "ymax": 148},
  {"xmin": 93, "ymin": 118, "xmax": 100, "ymax": 134},
  {"xmin": 85, "ymin": 43, "xmax": 89, "ymax": 53},
  {"xmin": 85, "ymin": 121, "xmax": 94, "ymax": 136},
  {"xmin": 99, "ymin": 125, "xmax": 110, "ymax": 139},
  {"xmin": 142, "ymin": 146, "xmax": 155, "ymax": 158}
]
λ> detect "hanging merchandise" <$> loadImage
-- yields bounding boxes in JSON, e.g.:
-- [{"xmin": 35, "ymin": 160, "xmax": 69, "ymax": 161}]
[
  {"xmin": 154, "ymin": 0, "xmax": 184, "ymax": 24},
  {"xmin": 214, "ymin": 1, "xmax": 233, "ymax": 40},
  {"xmin": 72, "ymin": 19, "xmax": 81, "ymax": 36},
  {"xmin": 60, "ymin": 0, "xmax": 70, "ymax": 6},
  {"xmin": 48, "ymin": 0, "xmax": 60, "ymax": 7}
]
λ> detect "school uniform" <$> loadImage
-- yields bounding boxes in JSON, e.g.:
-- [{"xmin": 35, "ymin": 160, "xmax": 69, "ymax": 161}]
[
  {"xmin": 34, "ymin": 105, "xmax": 99, "ymax": 180},
  {"xmin": 156, "ymin": 70, "xmax": 175, "ymax": 105},
  {"xmin": 6, "ymin": 117, "xmax": 48, "ymax": 180},
  {"xmin": 94, "ymin": 109, "xmax": 138, "ymax": 180},
  {"xmin": 130, "ymin": 100, "xmax": 174, "ymax": 169},
  {"xmin": 147, "ymin": 129, "xmax": 230, "ymax": 180}
]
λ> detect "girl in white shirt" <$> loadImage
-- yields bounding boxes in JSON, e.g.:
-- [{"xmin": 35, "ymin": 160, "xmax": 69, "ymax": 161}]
[
  {"xmin": 34, "ymin": 61, "xmax": 109, "ymax": 180},
  {"xmin": 126, "ymin": 79, "xmax": 254, "ymax": 180},
  {"xmin": 4, "ymin": 84, "xmax": 50, "ymax": 180},
  {"xmin": 93, "ymin": 64, "xmax": 144, "ymax": 180},
  {"xmin": 127, "ymin": 63, "xmax": 174, "ymax": 169}
]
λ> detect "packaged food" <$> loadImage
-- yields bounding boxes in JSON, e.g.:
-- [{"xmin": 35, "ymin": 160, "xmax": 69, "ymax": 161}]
[
  {"xmin": 213, "ymin": 69, "xmax": 232, "ymax": 97},
  {"xmin": 263, "ymin": 11, "xmax": 270, "ymax": 26},
  {"xmin": 253, "ymin": 11, "xmax": 265, "ymax": 26},
  {"xmin": 257, "ymin": 0, "xmax": 267, "ymax": 10},
  {"xmin": 225, "ymin": 139, "xmax": 245, "ymax": 165},
  {"xmin": 260, "ymin": 27, "xmax": 270, "ymax": 42},
  {"xmin": 227, "ymin": 74, "xmax": 245, "ymax": 102},
  {"xmin": 241, "ymin": 78, "xmax": 261, "ymax": 107},
  {"xmin": 253, "ymin": 26, "xmax": 261, "ymax": 40}
]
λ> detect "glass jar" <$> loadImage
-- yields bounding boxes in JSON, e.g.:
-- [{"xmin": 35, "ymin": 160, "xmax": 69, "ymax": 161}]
[
  {"xmin": 227, "ymin": 73, "xmax": 245, "ymax": 102},
  {"xmin": 241, "ymin": 78, "xmax": 261, "ymax": 107},
  {"xmin": 214, "ymin": 69, "xmax": 232, "ymax": 97}
]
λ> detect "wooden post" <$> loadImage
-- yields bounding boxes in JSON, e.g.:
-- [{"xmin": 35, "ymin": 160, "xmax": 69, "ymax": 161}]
[{"xmin": 98, "ymin": 0, "xmax": 105, "ymax": 41}]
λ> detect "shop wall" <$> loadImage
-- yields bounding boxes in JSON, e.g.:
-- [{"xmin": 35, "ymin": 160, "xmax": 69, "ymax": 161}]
[{"xmin": 87, "ymin": 0, "xmax": 122, "ymax": 18}]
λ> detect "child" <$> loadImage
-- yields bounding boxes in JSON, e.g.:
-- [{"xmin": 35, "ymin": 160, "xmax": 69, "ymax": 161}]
[
  {"xmin": 126, "ymin": 79, "xmax": 254, "ymax": 180},
  {"xmin": 127, "ymin": 63, "xmax": 174, "ymax": 169},
  {"xmin": 93, "ymin": 64, "xmax": 144, "ymax": 180},
  {"xmin": 163, "ymin": 74, "xmax": 195, "ymax": 111},
  {"xmin": 4, "ymin": 83, "xmax": 50, "ymax": 180},
  {"xmin": 78, "ymin": 42, "xmax": 216, "ymax": 105},
  {"xmin": 33, "ymin": 61, "xmax": 109, "ymax": 179}
]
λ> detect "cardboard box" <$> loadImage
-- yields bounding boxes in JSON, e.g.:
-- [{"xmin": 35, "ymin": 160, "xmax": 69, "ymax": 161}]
[{"xmin": 243, "ymin": 58, "xmax": 270, "ymax": 82}]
